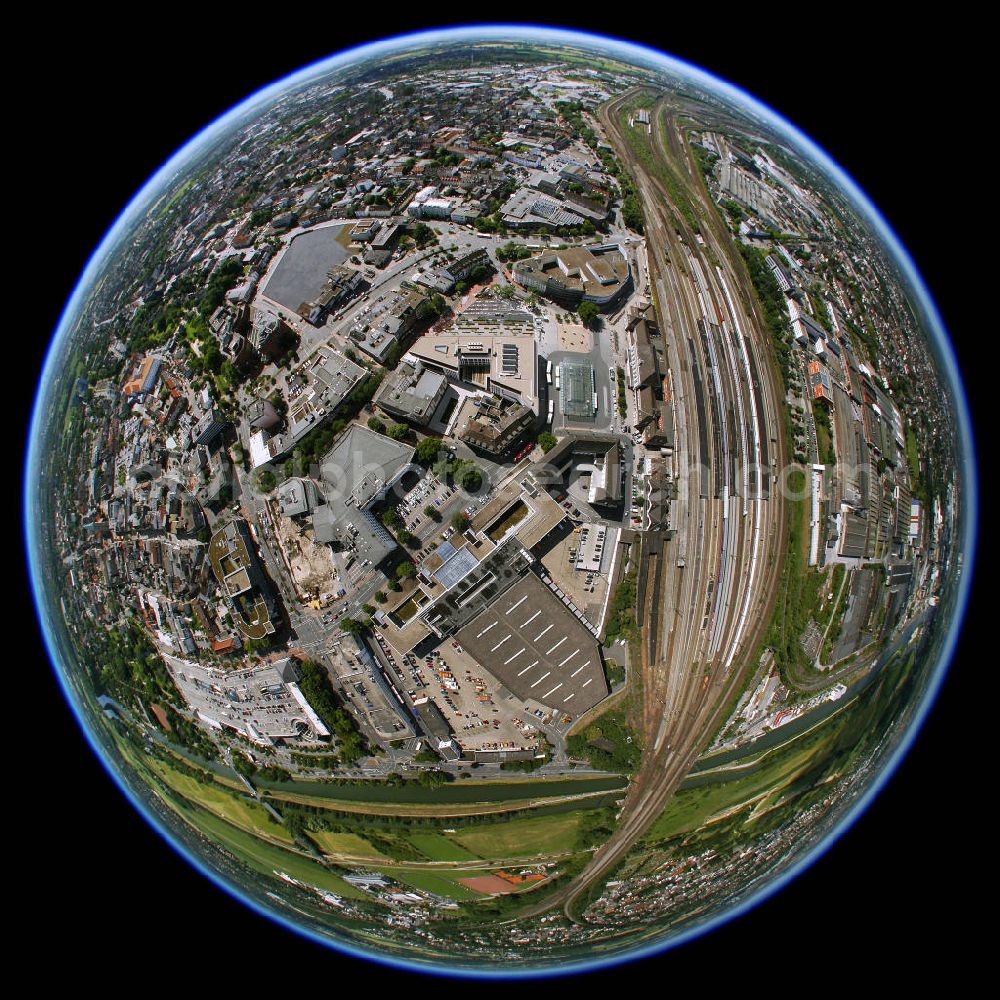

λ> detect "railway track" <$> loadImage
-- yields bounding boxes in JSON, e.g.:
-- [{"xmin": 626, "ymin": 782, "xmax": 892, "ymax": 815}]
[{"xmin": 502, "ymin": 88, "xmax": 788, "ymax": 926}]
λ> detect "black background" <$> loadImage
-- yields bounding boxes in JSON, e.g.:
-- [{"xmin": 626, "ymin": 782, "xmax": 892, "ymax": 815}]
[{"xmin": 20, "ymin": 14, "xmax": 981, "ymax": 987}]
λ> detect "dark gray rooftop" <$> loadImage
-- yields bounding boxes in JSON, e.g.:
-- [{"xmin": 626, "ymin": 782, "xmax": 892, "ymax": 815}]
[
  {"xmin": 262, "ymin": 225, "xmax": 351, "ymax": 311},
  {"xmin": 455, "ymin": 573, "xmax": 607, "ymax": 716}
]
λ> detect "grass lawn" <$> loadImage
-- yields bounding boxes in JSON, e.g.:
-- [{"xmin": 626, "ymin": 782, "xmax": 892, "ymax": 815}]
[
  {"xmin": 406, "ymin": 831, "xmax": 480, "ymax": 862},
  {"xmin": 147, "ymin": 757, "xmax": 292, "ymax": 844},
  {"xmin": 148, "ymin": 781, "xmax": 369, "ymax": 899},
  {"xmin": 309, "ymin": 830, "xmax": 388, "ymax": 859},
  {"xmin": 643, "ymin": 730, "xmax": 835, "ymax": 843},
  {"xmin": 453, "ymin": 811, "xmax": 584, "ymax": 859}
]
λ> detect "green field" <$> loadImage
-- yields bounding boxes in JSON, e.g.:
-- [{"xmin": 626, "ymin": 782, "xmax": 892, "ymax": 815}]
[
  {"xmin": 389, "ymin": 868, "xmax": 482, "ymax": 900},
  {"xmin": 310, "ymin": 830, "xmax": 388, "ymax": 858},
  {"xmin": 152, "ymin": 177, "xmax": 195, "ymax": 219},
  {"xmin": 406, "ymin": 831, "xmax": 480, "ymax": 862},
  {"xmin": 147, "ymin": 756, "xmax": 292, "ymax": 844},
  {"xmin": 454, "ymin": 811, "xmax": 584, "ymax": 858},
  {"xmin": 644, "ymin": 722, "xmax": 841, "ymax": 844}
]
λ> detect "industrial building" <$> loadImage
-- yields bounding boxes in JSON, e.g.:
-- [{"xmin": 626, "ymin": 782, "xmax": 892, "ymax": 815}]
[
  {"xmin": 807, "ymin": 359, "xmax": 834, "ymax": 403},
  {"xmin": 500, "ymin": 188, "xmax": 583, "ymax": 229}
]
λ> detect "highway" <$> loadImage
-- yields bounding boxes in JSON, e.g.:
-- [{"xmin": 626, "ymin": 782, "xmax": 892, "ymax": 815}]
[{"xmin": 508, "ymin": 89, "xmax": 789, "ymax": 924}]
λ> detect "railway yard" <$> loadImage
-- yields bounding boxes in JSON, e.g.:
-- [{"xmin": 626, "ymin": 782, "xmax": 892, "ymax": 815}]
[{"xmin": 511, "ymin": 89, "xmax": 789, "ymax": 921}]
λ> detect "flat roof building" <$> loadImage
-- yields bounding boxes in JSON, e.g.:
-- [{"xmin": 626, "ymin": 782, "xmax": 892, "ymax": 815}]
[
  {"xmin": 534, "ymin": 431, "xmax": 624, "ymax": 508},
  {"xmin": 513, "ymin": 243, "xmax": 631, "ymax": 309},
  {"xmin": 309, "ymin": 424, "xmax": 416, "ymax": 581},
  {"xmin": 455, "ymin": 393, "xmax": 534, "ymax": 455},
  {"xmin": 454, "ymin": 572, "xmax": 608, "ymax": 716},
  {"xmin": 407, "ymin": 298, "xmax": 538, "ymax": 409},
  {"xmin": 207, "ymin": 518, "xmax": 277, "ymax": 640},
  {"xmin": 374, "ymin": 360, "xmax": 448, "ymax": 426}
]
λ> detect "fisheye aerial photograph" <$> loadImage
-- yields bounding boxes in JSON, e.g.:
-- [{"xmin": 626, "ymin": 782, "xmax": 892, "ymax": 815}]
[{"xmin": 24, "ymin": 17, "xmax": 978, "ymax": 982}]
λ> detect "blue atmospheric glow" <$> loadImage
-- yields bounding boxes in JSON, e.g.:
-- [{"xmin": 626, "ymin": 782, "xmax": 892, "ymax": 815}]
[{"xmin": 24, "ymin": 23, "xmax": 977, "ymax": 979}]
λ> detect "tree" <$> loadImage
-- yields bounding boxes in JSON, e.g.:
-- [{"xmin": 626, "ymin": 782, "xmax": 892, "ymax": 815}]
[
  {"xmin": 459, "ymin": 466, "xmax": 482, "ymax": 492},
  {"xmin": 412, "ymin": 222, "xmax": 435, "ymax": 246},
  {"xmin": 578, "ymin": 300, "xmax": 599, "ymax": 328},
  {"xmin": 257, "ymin": 470, "xmax": 277, "ymax": 493},
  {"xmin": 451, "ymin": 511, "xmax": 469, "ymax": 532},
  {"xmin": 423, "ymin": 504, "xmax": 437, "ymax": 519},
  {"xmin": 395, "ymin": 562, "xmax": 416, "ymax": 580},
  {"xmin": 382, "ymin": 507, "xmax": 402, "ymax": 530},
  {"xmin": 367, "ymin": 416, "xmax": 386, "ymax": 434},
  {"xmin": 388, "ymin": 423, "xmax": 410, "ymax": 441},
  {"xmin": 415, "ymin": 437, "xmax": 444, "ymax": 465},
  {"xmin": 416, "ymin": 768, "xmax": 448, "ymax": 788},
  {"xmin": 397, "ymin": 529, "xmax": 414, "ymax": 544},
  {"xmin": 339, "ymin": 618, "xmax": 363, "ymax": 635},
  {"xmin": 538, "ymin": 431, "xmax": 557, "ymax": 453}
]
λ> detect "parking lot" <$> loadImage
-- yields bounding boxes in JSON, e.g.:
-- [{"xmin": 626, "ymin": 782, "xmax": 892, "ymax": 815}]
[
  {"xmin": 391, "ymin": 469, "xmax": 502, "ymax": 559},
  {"xmin": 395, "ymin": 470, "xmax": 459, "ymax": 542},
  {"xmin": 538, "ymin": 522, "xmax": 612, "ymax": 625}
]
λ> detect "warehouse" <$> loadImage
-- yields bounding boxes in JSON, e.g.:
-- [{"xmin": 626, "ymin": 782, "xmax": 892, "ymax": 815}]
[{"xmin": 455, "ymin": 573, "xmax": 608, "ymax": 715}]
